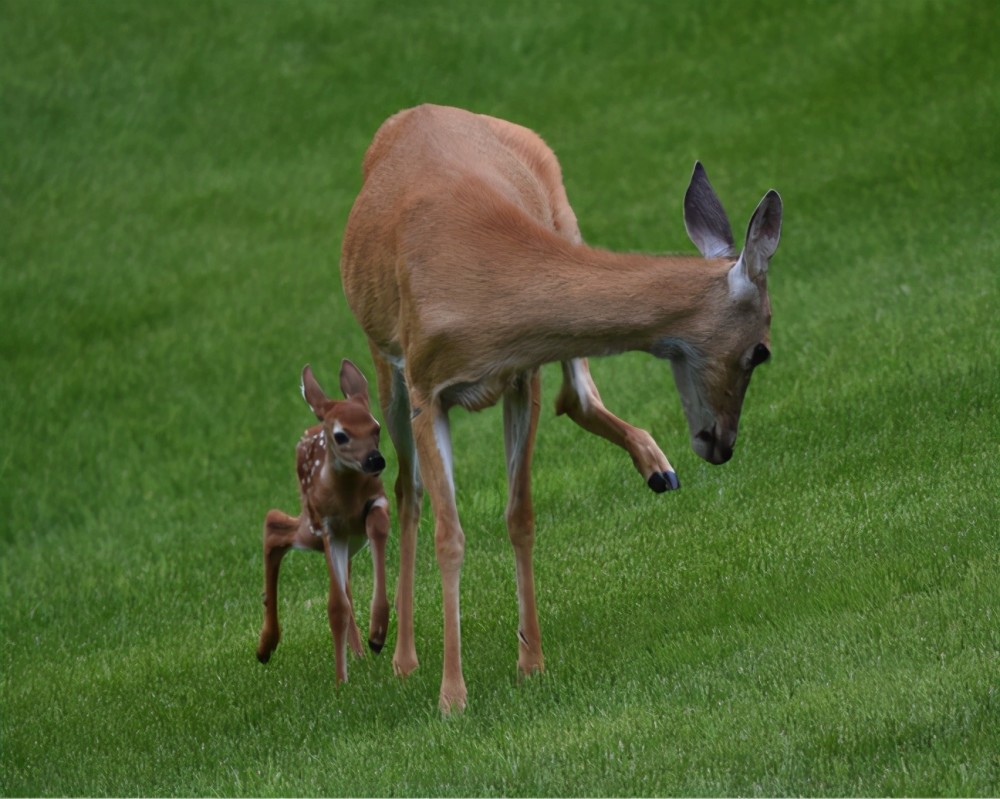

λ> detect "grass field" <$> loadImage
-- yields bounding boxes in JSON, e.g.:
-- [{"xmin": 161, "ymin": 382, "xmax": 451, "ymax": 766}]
[{"xmin": 2, "ymin": 0, "xmax": 998, "ymax": 795}]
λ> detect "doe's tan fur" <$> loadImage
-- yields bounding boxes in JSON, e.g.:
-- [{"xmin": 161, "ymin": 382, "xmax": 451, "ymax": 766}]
[{"xmin": 341, "ymin": 104, "xmax": 782, "ymax": 712}]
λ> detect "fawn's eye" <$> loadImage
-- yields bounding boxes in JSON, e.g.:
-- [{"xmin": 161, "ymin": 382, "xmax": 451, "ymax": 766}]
[
  {"xmin": 750, "ymin": 343, "xmax": 771, "ymax": 367},
  {"xmin": 333, "ymin": 431, "xmax": 350, "ymax": 445}
]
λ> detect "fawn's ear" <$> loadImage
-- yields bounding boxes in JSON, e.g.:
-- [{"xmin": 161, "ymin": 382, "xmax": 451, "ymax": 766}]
[
  {"xmin": 339, "ymin": 359, "xmax": 370, "ymax": 405},
  {"xmin": 301, "ymin": 364, "xmax": 330, "ymax": 420}
]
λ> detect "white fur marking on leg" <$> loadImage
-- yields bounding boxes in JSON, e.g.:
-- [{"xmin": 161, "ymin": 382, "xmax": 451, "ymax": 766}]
[
  {"xmin": 570, "ymin": 359, "xmax": 591, "ymax": 413},
  {"xmin": 505, "ymin": 387, "xmax": 532, "ymax": 480},
  {"xmin": 327, "ymin": 536, "xmax": 349, "ymax": 589},
  {"xmin": 433, "ymin": 414, "xmax": 455, "ymax": 495}
]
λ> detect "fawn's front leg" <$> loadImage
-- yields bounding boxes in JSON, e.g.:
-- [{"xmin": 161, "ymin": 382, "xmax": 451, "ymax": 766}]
[
  {"xmin": 366, "ymin": 497, "xmax": 391, "ymax": 654},
  {"xmin": 343, "ymin": 559, "xmax": 366, "ymax": 659},
  {"xmin": 323, "ymin": 532, "xmax": 354, "ymax": 683}
]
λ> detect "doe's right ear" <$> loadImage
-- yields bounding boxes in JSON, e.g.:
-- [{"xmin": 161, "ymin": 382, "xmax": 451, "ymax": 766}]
[{"xmin": 684, "ymin": 162, "xmax": 737, "ymax": 259}]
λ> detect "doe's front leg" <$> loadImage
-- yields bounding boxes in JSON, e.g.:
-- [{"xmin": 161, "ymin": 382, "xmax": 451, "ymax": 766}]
[
  {"xmin": 503, "ymin": 370, "xmax": 545, "ymax": 678},
  {"xmin": 410, "ymin": 394, "xmax": 467, "ymax": 714},
  {"xmin": 555, "ymin": 358, "xmax": 679, "ymax": 492},
  {"xmin": 368, "ymin": 350, "xmax": 421, "ymax": 677}
]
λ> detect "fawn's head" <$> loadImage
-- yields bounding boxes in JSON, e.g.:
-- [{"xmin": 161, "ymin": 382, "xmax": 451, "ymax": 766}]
[
  {"xmin": 301, "ymin": 360, "xmax": 385, "ymax": 475},
  {"xmin": 659, "ymin": 162, "xmax": 781, "ymax": 465}
]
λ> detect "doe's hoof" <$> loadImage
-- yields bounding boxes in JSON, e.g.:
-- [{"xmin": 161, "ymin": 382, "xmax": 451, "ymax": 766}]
[{"xmin": 647, "ymin": 471, "xmax": 680, "ymax": 493}]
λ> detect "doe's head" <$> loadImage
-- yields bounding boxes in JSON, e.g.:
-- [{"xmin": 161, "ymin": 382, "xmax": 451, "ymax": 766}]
[
  {"xmin": 667, "ymin": 162, "xmax": 782, "ymax": 465},
  {"xmin": 301, "ymin": 360, "xmax": 385, "ymax": 475}
]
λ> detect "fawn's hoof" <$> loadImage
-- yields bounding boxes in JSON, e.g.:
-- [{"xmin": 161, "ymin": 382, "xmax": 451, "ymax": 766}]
[
  {"xmin": 368, "ymin": 639, "xmax": 384, "ymax": 654},
  {"xmin": 257, "ymin": 629, "xmax": 279, "ymax": 663}
]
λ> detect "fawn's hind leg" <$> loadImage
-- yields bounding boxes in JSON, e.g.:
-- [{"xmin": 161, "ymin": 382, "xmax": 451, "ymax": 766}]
[{"xmin": 256, "ymin": 510, "xmax": 320, "ymax": 663}]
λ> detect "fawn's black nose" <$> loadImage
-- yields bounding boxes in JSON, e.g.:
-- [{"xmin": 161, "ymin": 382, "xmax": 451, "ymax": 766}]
[{"xmin": 363, "ymin": 451, "xmax": 386, "ymax": 474}]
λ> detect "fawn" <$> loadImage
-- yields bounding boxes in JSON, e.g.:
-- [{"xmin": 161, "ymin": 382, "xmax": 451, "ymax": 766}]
[{"xmin": 256, "ymin": 359, "xmax": 390, "ymax": 684}]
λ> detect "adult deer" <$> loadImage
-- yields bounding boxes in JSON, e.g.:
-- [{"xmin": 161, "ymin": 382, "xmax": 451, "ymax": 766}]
[
  {"xmin": 256, "ymin": 360, "xmax": 390, "ymax": 685},
  {"xmin": 340, "ymin": 104, "xmax": 782, "ymax": 712}
]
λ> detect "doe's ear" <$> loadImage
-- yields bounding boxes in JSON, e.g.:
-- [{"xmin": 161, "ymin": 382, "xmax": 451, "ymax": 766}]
[
  {"xmin": 301, "ymin": 364, "xmax": 329, "ymax": 420},
  {"xmin": 742, "ymin": 189, "xmax": 782, "ymax": 281},
  {"xmin": 339, "ymin": 359, "xmax": 370, "ymax": 405},
  {"xmin": 684, "ymin": 162, "xmax": 736, "ymax": 259}
]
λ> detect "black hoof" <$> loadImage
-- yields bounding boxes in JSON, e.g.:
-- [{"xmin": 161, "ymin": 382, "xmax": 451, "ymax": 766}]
[
  {"xmin": 368, "ymin": 639, "xmax": 384, "ymax": 654},
  {"xmin": 647, "ymin": 471, "xmax": 680, "ymax": 493},
  {"xmin": 256, "ymin": 650, "xmax": 271, "ymax": 664}
]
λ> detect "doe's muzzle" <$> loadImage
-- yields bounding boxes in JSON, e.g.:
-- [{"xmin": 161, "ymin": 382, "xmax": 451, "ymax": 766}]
[{"xmin": 694, "ymin": 428, "xmax": 734, "ymax": 465}]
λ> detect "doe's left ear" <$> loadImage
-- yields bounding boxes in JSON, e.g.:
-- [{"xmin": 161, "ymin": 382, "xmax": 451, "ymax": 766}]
[
  {"xmin": 742, "ymin": 189, "xmax": 782, "ymax": 281},
  {"xmin": 339, "ymin": 359, "xmax": 370, "ymax": 405}
]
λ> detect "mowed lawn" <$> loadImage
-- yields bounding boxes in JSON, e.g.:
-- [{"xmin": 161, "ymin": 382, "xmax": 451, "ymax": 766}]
[{"xmin": 2, "ymin": 0, "xmax": 997, "ymax": 795}]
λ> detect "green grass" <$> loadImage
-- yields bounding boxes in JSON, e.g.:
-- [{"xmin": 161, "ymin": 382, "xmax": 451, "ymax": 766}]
[{"xmin": 2, "ymin": 0, "xmax": 998, "ymax": 795}]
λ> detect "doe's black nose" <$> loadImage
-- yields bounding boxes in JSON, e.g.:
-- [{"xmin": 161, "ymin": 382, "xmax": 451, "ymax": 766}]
[{"xmin": 696, "ymin": 429, "xmax": 734, "ymax": 464}]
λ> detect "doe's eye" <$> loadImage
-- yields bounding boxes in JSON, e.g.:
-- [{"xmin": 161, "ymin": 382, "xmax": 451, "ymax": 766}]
[
  {"xmin": 750, "ymin": 343, "xmax": 771, "ymax": 367},
  {"xmin": 333, "ymin": 431, "xmax": 350, "ymax": 445}
]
